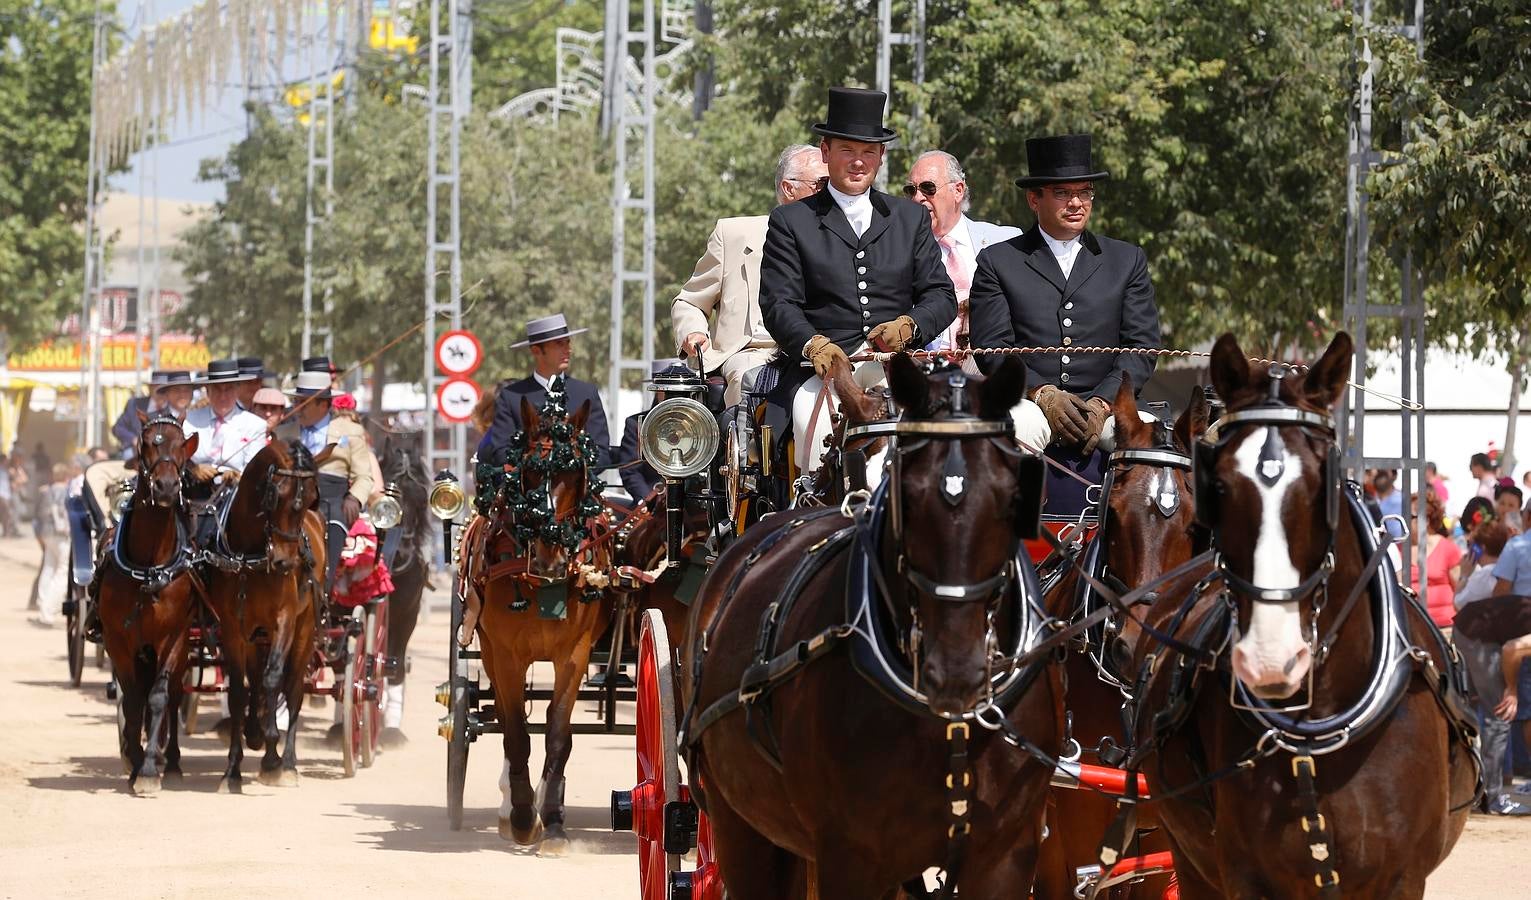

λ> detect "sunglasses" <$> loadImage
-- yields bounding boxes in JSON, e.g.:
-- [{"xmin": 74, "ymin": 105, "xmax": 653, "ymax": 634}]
[{"xmin": 902, "ymin": 180, "xmax": 942, "ymax": 199}]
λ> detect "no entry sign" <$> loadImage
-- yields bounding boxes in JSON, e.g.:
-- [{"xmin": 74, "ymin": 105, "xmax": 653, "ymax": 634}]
[
  {"xmin": 435, "ymin": 376, "xmax": 482, "ymax": 423},
  {"xmin": 434, "ymin": 329, "xmax": 483, "ymax": 377}
]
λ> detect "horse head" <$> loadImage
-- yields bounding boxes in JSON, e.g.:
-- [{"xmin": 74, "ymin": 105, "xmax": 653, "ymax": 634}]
[
  {"xmin": 251, "ymin": 440, "xmax": 328, "ymax": 574},
  {"xmin": 1103, "ymin": 379, "xmax": 1209, "ymax": 674},
  {"xmin": 514, "ymin": 393, "xmax": 600, "ymax": 581},
  {"xmin": 1202, "ymin": 331, "xmax": 1352, "ymax": 700},
  {"xmin": 885, "ymin": 354, "xmax": 1032, "ymax": 716},
  {"xmin": 134, "ymin": 410, "xmax": 198, "ymax": 508}
]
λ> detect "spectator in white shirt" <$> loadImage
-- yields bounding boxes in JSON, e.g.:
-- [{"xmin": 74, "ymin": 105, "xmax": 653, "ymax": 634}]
[{"xmin": 185, "ymin": 359, "xmax": 270, "ymax": 473}]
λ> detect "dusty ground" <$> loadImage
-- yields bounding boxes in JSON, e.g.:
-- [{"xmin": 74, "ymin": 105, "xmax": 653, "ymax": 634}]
[{"xmin": 0, "ymin": 536, "xmax": 1523, "ymax": 898}]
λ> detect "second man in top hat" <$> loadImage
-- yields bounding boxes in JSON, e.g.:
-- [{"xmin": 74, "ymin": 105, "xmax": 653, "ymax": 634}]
[
  {"xmin": 479, "ymin": 314, "xmax": 610, "ymax": 464},
  {"xmin": 759, "ymin": 86, "xmax": 956, "ymax": 473}
]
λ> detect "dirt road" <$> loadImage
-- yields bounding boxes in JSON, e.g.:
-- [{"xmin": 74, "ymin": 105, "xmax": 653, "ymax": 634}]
[{"xmin": 0, "ymin": 536, "xmax": 1522, "ymax": 898}]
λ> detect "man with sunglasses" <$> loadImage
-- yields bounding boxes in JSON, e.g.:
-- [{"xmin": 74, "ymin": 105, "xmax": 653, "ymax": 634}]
[
  {"xmin": 760, "ymin": 87, "xmax": 955, "ymax": 474},
  {"xmin": 903, "ymin": 150, "xmax": 1022, "ymax": 357},
  {"xmin": 671, "ymin": 143, "xmax": 828, "ymax": 406},
  {"xmin": 968, "ymin": 134, "xmax": 1161, "ymax": 461}
]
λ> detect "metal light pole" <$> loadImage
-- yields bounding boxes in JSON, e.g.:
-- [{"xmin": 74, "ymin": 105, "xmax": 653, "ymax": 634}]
[
  {"xmin": 875, "ymin": 0, "xmax": 926, "ymax": 190},
  {"xmin": 78, "ymin": 0, "xmax": 107, "ymax": 450},
  {"xmin": 423, "ymin": 0, "xmax": 467, "ymax": 479}
]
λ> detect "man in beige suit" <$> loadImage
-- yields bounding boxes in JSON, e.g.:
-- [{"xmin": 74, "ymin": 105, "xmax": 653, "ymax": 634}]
[{"xmin": 672, "ymin": 143, "xmax": 829, "ymax": 405}]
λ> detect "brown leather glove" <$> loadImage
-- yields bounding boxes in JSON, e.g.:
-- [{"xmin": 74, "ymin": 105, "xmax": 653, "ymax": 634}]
[
  {"xmin": 866, "ymin": 315, "xmax": 917, "ymax": 353},
  {"xmin": 342, "ymin": 495, "xmax": 363, "ymax": 526},
  {"xmin": 805, "ymin": 335, "xmax": 851, "ymax": 380},
  {"xmin": 1079, "ymin": 397, "xmax": 1112, "ymax": 456},
  {"xmin": 1033, "ymin": 385, "xmax": 1091, "ymax": 446}
]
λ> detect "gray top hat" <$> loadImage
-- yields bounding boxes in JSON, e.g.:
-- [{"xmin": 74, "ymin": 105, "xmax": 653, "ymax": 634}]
[
  {"xmin": 511, "ymin": 313, "xmax": 590, "ymax": 348},
  {"xmin": 200, "ymin": 358, "xmax": 256, "ymax": 385}
]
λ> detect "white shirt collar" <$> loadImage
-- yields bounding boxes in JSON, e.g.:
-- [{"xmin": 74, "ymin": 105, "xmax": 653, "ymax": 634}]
[
  {"xmin": 1037, "ymin": 226, "xmax": 1081, "ymax": 255},
  {"xmin": 533, "ymin": 371, "xmax": 555, "ymax": 391},
  {"xmin": 940, "ymin": 217, "xmax": 973, "ymax": 249},
  {"xmin": 826, "ymin": 181, "xmax": 872, "ymax": 211}
]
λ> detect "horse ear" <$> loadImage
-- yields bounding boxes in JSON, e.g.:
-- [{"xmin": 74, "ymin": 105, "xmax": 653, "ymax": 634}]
[
  {"xmin": 1111, "ymin": 375, "xmax": 1152, "ymax": 449},
  {"xmin": 1208, "ymin": 333, "xmax": 1255, "ymax": 407},
  {"xmin": 886, "ymin": 353, "xmax": 929, "ymax": 416},
  {"xmin": 1175, "ymin": 386, "xmax": 1211, "ymax": 452},
  {"xmin": 182, "ymin": 432, "xmax": 200, "ymax": 460},
  {"xmin": 979, "ymin": 357, "xmax": 1027, "ymax": 418},
  {"xmin": 569, "ymin": 399, "xmax": 591, "ymax": 433},
  {"xmin": 1302, "ymin": 331, "xmax": 1353, "ymax": 411},
  {"xmin": 313, "ymin": 443, "xmax": 337, "ymax": 467},
  {"xmin": 520, "ymin": 396, "xmax": 541, "ymax": 435}
]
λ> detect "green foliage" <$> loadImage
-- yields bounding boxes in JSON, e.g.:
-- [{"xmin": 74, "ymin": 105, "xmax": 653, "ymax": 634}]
[
  {"xmin": 1369, "ymin": 0, "xmax": 1531, "ymax": 357},
  {"xmin": 0, "ymin": 0, "xmax": 120, "ymax": 350},
  {"xmin": 472, "ymin": 0, "xmax": 604, "ymax": 105}
]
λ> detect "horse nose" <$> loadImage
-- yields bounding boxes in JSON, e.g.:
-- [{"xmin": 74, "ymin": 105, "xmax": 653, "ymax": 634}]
[
  {"xmin": 1230, "ymin": 642, "xmax": 1311, "ymax": 699},
  {"xmin": 1109, "ymin": 636, "xmax": 1134, "ymax": 675}
]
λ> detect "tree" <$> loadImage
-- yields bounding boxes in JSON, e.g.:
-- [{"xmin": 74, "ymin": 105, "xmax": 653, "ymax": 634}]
[
  {"xmin": 1368, "ymin": 0, "xmax": 1531, "ymax": 467},
  {"xmin": 0, "ymin": 0, "xmax": 120, "ymax": 350}
]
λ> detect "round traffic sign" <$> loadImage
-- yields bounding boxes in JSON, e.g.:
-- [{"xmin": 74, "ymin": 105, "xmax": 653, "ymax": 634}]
[
  {"xmin": 434, "ymin": 329, "xmax": 483, "ymax": 376},
  {"xmin": 435, "ymin": 377, "xmax": 482, "ymax": 423}
]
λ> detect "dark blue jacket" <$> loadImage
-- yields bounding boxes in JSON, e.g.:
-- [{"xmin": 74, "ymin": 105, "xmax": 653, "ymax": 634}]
[
  {"xmin": 478, "ymin": 375, "xmax": 610, "ymax": 466},
  {"xmin": 617, "ymin": 413, "xmax": 660, "ymax": 500}
]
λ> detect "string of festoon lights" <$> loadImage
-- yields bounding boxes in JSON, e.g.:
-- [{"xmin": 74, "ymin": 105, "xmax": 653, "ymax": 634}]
[{"xmin": 92, "ymin": 0, "xmax": 399, "ymax": 166}]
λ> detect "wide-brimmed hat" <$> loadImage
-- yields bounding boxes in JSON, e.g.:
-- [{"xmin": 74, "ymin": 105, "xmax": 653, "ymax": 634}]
[
  {"xmin": 148, "ymin": 369, "xmax": 171, "ymax": 387},
  {"xmin": 285, "ymin": 370, "xmax": 334, "ymax": 400},
  {"xmin": 237, "ymin": 356, "xmax": 266, "ymax": 380},
  {"xmin": 200, "ymin": 358, "xmax": 257, "ymax": 385},
  {"xmin": 154, "ymin": 370, "xmax": 194, "ymax": 392},
  {"xmin": 251, "ymin": 387, "xmax": 288, "ymax": 408},
  {"xmin": 1014, "ymin": 134, "xmax": 1111, "ymax": 188},
  {"xmin": 511, "ymin": 313, "xmax": 589, "ymax": 349},
  {"xmin": 811, "ymin": 87, "xmax": 896, "ymax": 144}
]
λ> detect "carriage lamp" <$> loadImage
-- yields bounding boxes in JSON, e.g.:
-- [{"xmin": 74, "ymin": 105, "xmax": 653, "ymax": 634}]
[
  {"xmin": 640, "ymin": 397, "xmax": 719, "ymax": 479},
  {"xmin": 428, "ymin": 470, "xmax": 468, "ymax": 521},
  {"xmin": 368, "ymin": 482, "xmax": 404, "ymax": 530},
  {"xmin": 108, "ymin": 477, "xmax": 135, "ymax": 524}
]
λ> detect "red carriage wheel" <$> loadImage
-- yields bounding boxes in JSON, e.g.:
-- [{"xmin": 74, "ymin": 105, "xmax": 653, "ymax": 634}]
[
  {"xmin": 610, "ymin": 608, "xmax": 682, "ymax": 900},
  {"xmin": 360, "ymin": 597, "xmax": 388, "ymax": 768}
]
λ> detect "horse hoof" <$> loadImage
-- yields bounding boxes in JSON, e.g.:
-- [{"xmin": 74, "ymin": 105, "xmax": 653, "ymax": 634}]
[
  {"xmin": 379, "ymin": 727, "xmax": 409, "ymax": 750},
  {"xmin": 132, "ymin": 776, "xmax": 162, "ymax": 796},
  {"xmin": 538, "ymin": 830, "xmax": 570, "ymax": 858},
  {"xmin": 216, "ymin": 777, "xmax": 242, "ymax": 795},
  {"xmin": 163, "ymin": 769, "xmax": 184, "ymax": 783},
  {"xmin": 257, "ymin": 768, "xmax": 299, "ymax": 788},
  {"xmin": 498, "ymin": 814, "xmax": 543, "ymax": 845}
]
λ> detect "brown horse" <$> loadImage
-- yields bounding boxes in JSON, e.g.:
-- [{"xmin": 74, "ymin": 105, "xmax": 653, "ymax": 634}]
[
  {"xmin": 97, "ymin": 413, "xmax": 201, "ymax": 794},
  {"xmin": 467, "ymin": 393, "xmax": 613, "ymax": 856},
  {"xmin": 203, "ymin": 439, "xmax": 328, "ymax": 792},
  {"xmin": 1126, "ymin": 333, "xmax": 1477, "ymax": 898},
  {"xmin": 684, "ymin": 357, "xmax": 1064, "ymax": 899},
  {"xmin": 1033, "ymin": 380, "xmax": 1207, "ymax": 899}
]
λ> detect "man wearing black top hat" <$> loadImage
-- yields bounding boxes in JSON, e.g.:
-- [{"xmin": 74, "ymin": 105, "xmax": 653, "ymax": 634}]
[
  {"xmin": 759, "ymin": 86, "xmax": 955, "ymax": 474},
  {"xmin": 479, "ymin": 314, "xmax": 610, "ymax": 465},
  {"xmin": 967, "ymin": 134, "xmax": 1161, "ymax": 457}
]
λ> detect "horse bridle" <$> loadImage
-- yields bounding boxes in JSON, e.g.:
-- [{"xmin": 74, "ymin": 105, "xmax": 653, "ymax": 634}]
[
  {"xmin": 136, "ymin": 414, "xmax": 190, "ymax": 498},
  {"xmin": 259, "ymin": 463, "xmax": 317, "ymax": 543}
]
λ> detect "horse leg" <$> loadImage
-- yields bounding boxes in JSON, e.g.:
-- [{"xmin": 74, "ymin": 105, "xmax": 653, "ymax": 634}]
[
  {"xmin": 118, "ymin": 670, "xmax": 147, "ymax": 790},
  {"xmin": 494, "ymin": 657, "xmax": 538, "ymax": 844},
  {"xmin": 705, "ymin": 796, "xmax": 809, "ymax": 900},
  {"xmin": 381, "ymin": 568, "xmax": 423, "ymax": 746},
  {"xmin": 134, "ymin": 667, "xmax": 171, "ymax": 796},
  {"xmin": 257, "ymin": 641, "xmax": 286, "ymax": 785},
  {"xmin": 275, "ymin": 633, "xmax": 307, "ymax": 786},
  {"xmin": 163, "ymin": 675, "xmax": 184, "ymax": 781},
  {"xmin": 955, "ymin": 822, "xmax": 1043, "ymax": 899},
  {"xmin": 219, "ymin": 657, "xmax": 247, "ymax": 793},
  {"xmin": 535, "ymin": 648, "xmax": 588, "ymax": 858},
  {"xmin": 244, "ymin": 642, "xmax": 267, "ymax": 752}
]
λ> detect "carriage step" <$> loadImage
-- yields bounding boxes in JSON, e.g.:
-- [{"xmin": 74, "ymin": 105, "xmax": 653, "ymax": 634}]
[
  {"xmin": 459, "ymin": 649, "xmax": 481, "ymax": 659},
  {"xmin": 586, "ymin": 670, "xmax": 635, "ymax": 690},
  {"xmin": 524, "ymin": 688, "xmax": 636, "ymax": 704}
]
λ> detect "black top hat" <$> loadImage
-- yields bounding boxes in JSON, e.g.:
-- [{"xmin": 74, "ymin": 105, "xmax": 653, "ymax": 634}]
[
  {"xmin": 1014, "ymin": 134, "xmax": 1111, "ymax": 188},
  {"xmin": 237, "ymin": 356, "xmax": 265, "ymax": 379},
  {"xmin": 811, "ymin": 87, "xmax": 896, "ymax": 144},
  {"xmin": 301, "ymin": 356, "xmax": 335, "ymax": 374},
  {"xmin": 200, "ymin": 358, "xmax": 256, "ymax": 384}
]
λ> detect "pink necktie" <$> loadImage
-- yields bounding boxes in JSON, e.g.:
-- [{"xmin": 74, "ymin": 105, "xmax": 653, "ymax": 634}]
[{"xmin": 939, "ymin": 235, "xmax": 972, "ymax": 296}]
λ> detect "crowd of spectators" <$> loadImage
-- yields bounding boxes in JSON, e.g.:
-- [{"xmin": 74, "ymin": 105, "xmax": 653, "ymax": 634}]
[{"xmin": 1373, "ymin": 449, "xmax": 1531, "ymax": 815}]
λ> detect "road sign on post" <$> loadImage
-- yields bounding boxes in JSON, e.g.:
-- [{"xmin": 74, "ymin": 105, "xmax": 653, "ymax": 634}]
[
  {"xmin": 434, "ymin": 329, "xmax": 483, "ymax": 376},
  {"xmin": 436, "ymin": 377, "xmax": 482, "ymax": 423}
]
